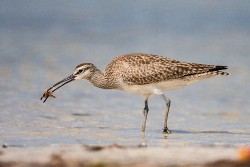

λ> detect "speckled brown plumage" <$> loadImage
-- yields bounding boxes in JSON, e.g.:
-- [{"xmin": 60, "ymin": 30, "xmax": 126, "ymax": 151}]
[{"xmin": 104, "ymin": 53, "xmax": 229, "ymax": 87}]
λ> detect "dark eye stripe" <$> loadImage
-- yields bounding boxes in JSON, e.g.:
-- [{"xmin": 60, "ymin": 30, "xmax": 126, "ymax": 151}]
[{"xmin": 76, "ymin": 67, "xmax": 90, "ymax": 75}]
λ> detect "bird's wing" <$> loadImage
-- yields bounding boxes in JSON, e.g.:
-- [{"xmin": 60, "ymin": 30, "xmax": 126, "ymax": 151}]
[{"xmin": 119, "ymin": 54, "xmax": 216, "ymax": 85}]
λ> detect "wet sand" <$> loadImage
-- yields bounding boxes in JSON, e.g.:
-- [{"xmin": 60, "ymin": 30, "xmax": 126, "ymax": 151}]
[{"xmin": 1, "ymin": 144, "xmax": 250, "ymax": 167}]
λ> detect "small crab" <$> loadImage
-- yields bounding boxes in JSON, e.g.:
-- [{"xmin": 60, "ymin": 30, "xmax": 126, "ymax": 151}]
[{"xmin": 40, "ymin": 89, "xmax": 56, "ymax": 103}]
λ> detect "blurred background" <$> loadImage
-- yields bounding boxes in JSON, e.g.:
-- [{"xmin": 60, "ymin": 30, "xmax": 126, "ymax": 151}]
[{"xmin": 0, "ymin": 0, "xmax": 249, "ymax": 147}]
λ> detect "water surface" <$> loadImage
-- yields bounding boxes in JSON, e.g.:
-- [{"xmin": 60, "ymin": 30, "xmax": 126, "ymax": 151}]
[{"xmin": 0, "ymin": 0, "xmax": 249, "ymax": 147}]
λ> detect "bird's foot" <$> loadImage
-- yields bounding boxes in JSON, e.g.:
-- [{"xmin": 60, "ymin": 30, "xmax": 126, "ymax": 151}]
[{"xmin": 162, "ymin": 127, "xmax": 172, "ymax": 134}]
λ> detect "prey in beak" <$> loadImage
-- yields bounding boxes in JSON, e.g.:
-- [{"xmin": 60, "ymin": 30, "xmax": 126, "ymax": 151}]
[
  {"xmin": 41, "ymin": 62, "xmax": 98, "ymax": 103},
  {"xmin": 40, "ymin": 74, "xmax": 75, "ymax": 103}
]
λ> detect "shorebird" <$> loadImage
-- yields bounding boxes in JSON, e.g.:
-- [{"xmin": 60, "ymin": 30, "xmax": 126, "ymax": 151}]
[{"xmin": 41, "ymin": 53, "xmax": 229, "ymax": 133}]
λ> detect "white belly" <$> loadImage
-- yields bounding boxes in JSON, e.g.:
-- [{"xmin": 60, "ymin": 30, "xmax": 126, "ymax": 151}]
[{"xmin": 121, "ymin": 79, "xmax": 198, "ymax": 95}]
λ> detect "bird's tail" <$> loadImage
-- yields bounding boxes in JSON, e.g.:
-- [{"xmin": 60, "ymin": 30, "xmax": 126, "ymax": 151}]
[{"xmin": 209, "ymin": 66, "xmax": 229, "ymax": 76}]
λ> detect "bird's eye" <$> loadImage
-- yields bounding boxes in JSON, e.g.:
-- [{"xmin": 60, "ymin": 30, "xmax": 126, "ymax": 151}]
[{"xmin": 78, "ymin": 69, "xmax": 83, "ymax": 73}]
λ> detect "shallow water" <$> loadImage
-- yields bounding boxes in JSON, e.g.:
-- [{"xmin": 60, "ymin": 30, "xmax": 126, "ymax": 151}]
[{"xmin": 0, "ymin": 0, "xmax": 250, "ymax": 147}]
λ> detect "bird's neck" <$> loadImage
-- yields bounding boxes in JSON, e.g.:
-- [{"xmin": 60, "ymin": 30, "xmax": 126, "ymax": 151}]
[{"xmin": 89, "ymin": 70, "xmax": 115, "ymax": 89}]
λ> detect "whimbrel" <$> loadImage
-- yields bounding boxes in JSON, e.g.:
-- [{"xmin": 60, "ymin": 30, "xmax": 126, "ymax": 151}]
[{"xmin": 41, "ymin": 53, "xmax": 229, "ymax": 133}]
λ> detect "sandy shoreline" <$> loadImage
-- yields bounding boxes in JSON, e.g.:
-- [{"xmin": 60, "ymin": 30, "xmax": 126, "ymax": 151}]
[{"xmin": 1, "ymin": 144, "xmax": 249, "ymax": 167}]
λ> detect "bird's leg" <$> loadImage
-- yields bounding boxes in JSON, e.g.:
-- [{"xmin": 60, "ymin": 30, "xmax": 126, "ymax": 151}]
[
  {"xmin": 160, "ymin": 94, "xmax": 172, "ymax": 134},
  {"xmin": 141, "ymin": 99, "xmax": 149, "ymax": 132}
]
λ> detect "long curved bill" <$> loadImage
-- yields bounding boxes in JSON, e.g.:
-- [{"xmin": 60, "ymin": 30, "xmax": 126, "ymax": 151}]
[{"xmin": 40, "ymin": 74, "xmax": 75, "ymax": 103}]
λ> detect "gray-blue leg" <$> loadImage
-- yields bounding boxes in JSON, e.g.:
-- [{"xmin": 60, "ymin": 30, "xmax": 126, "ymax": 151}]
[
  {"xmin": 160, "ymin": 94, "xmax": 172, "ymax": 134},
  {"xmin": 141, "ymin": 100, "xmax": 149, "ymax": 132}
]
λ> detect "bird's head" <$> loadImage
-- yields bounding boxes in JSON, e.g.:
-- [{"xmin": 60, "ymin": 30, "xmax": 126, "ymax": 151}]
[
  {"xmin": 73, "ymin": 63, "xmax": 96, "ymax": 80},
  {"xmin": 40, "ymin": 63, "xmax": 97, "ymax": 102}
]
